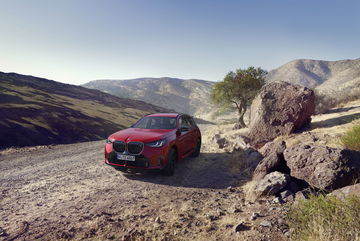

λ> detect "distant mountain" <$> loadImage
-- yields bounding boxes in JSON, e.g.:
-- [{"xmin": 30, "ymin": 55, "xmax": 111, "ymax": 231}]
[
  {"xmin": 82, "ymin": 77, "xmax": 214, "ymax": 116},
  {"xmin": 266, "ymin": 58, "xmax": 360, "ymax": 95},
  {"xmin": 0, "ymin": 72, "xmax": 168, "ymax": 148}
]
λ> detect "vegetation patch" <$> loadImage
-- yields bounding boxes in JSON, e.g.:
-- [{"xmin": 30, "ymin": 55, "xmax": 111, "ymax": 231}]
[
  {"xmin": 288, "ymin": 194, "xmax": 360, "ymax": 241},
  {"xmin": 341, "ymin": 122, "xmax": 360, "ymax": 151}
]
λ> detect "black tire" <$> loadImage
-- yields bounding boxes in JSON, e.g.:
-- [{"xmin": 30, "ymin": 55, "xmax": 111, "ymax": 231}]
[
  {"xmin": 191, "ymin": 138, "xmax": 201, "ymax": 157},
  {"xmin": 163, "ymin": 148, "xmax": 176, "ymax": 176}
]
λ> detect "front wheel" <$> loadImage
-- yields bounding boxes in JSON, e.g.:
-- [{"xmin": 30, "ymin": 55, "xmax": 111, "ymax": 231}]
[{"xmin": 162, "ymin": 148, "xmax": 176, "ymax": 176}]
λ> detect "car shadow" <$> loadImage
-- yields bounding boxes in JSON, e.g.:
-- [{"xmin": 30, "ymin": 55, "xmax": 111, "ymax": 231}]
[{"xmin": 123, "ymin": 151, "xmax": 251, "ymax": 189}]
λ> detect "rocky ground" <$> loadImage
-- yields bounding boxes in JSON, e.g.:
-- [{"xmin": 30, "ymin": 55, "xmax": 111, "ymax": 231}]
[{"xmin": 1, "ymin": 99, "xmax": 359, "ymax": 241}]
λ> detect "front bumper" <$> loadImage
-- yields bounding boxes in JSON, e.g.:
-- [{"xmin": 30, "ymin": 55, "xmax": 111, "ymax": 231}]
[{"xmin": 105, "ymin": 143, "xmax": 168, "ymax": 170}]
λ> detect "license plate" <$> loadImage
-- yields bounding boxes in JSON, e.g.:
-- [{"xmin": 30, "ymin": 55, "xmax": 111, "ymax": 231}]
[{"xmin": 117, "ymin": 154, "xmax": 135, "ymax": 161}]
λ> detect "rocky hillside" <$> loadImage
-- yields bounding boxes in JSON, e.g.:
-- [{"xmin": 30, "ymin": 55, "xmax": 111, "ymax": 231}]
[
  {"xmin": 0, "ymin": 72, "xmax": 168, "ymax": 148},
  {"xmin": 83, "ymin": 77, "xmax": 214, "ymax": 116},
  {"xmin": 266, "ymin": 58, "xmax": 360, "ymax": 96}
]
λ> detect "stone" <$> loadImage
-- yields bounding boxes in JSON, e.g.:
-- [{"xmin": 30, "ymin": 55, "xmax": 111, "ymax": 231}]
[
  {"xmin": 250, "ymin": 212, "xmax": 260, "ymax": 220},
  {"xmin": 253, "ymin": 152, "xmax": 283, "ymax": 181},
  {"xmin": 155, "ymin": 217, "xmax": 161, "ymax": 223},
  {"xmin": 330, "ymin": 183, "xmax": 360, "ymax": 199},
  {"xmin": 294, "ymin": 191, "xmax": 307, "ymax": 203},
  {"xmin": 280, "ymin": 190, "xmax": 293, "ymax": 202},
  {"xmin": 213, "ymin": 134, "xmax": 228, "ymax": 149},
  {"xmin": 259, "ymin": 220, "xmax": 272, "ymax": 227},
  {"xmin": 0, "ymin": 227, "xmax": 7, "ymax": 237},
  {"xmin": 254, "ymin": 171, "xmax": 290, "ymax": 196},
  {"xmin": 234, "ymin": 222, "xmax": 250, "ymax": 232},
  {"xmin": 258, "ymin": 140, "xmax": 287, "ymax": 157},
  {"xmin": 248, "ymin": 81, "xmax": 315, "ymax": 148},
  {"xmin": 232, "ymin": 135, "xmax": 251, "ymax": 151},
  {"xmin": 284, "ymin": 144, "xmax": 360, "ymax": 190}
]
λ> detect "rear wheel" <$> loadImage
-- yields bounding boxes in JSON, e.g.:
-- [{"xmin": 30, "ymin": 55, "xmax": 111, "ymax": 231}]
[
  {"xmin": 163, "ymin": 148, "xmax": 176, "ymax": 176},
  {"xmin": 191, "ymin": 138, "xmax": 201, "ymax": 157}
]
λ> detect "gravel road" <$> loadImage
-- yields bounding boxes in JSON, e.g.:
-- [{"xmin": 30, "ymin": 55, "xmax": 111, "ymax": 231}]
[{"xmin": 0, "ymin": 125, "xmax": 288, "ymax": 241}]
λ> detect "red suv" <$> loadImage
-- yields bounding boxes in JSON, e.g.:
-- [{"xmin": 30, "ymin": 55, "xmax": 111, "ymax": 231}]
[{"xmin": 105, "ymin": 113, "xmax": 201, "ymax": 175}]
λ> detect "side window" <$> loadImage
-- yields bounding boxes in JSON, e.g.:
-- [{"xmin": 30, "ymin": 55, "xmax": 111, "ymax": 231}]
[
  {"xmin": 186, "ymin": 117, "xmax": 195, "ymax": 128},
  {"xmin": 179, "ymin": 116, "xmax": 191, "ymax": 129}
]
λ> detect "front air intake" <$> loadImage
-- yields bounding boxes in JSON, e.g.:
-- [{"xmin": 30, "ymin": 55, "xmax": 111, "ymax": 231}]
[
  {"xmin": 113, "ymin": 141, "xmax": 126, "ymax": 153},
  {"xmin": 127, "ymin": 142, "xmax": 144, "ymax": 155}
]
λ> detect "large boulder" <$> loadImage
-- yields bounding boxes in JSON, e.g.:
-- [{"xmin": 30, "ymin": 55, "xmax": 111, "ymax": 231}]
[
  {"xmin": 330, "ymin": 184, "xmax": 360, "ymax": 199},
  {"xmin": 254, "ymin": 171, "xmax": 290, "ymax": 196},
  {"xmin": 253, "ymin": 140, "xmax": 288, "ymax": 180},
  {"xmin": 284, "ymin": 144, "xmax": 360, "ymax": 190},
  {"xmin": 253, "ymin": 152, "xmax": 284, "ymax": 181},
  {"xmin": 248, "ymin": 81, "xmax": 315, "ymax": 148}
]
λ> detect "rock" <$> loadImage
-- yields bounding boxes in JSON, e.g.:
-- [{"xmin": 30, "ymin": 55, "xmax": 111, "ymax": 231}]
[
  {"xmin": 155, "ymin": 217, "xmax": 161, "ymax": 223},
  {"xmin": 213, "ymin": 134, "xmax": 228, "ymax": 149},
  {"xmin": 284, "ymin": 144, "xmax": 360, "ymax": 190},
  {"xmin": 259, "ymin": 220, "xmax": 272, "ymax": 227},
  {"xmin": 227, "ymin": 186, "xmax": 235, "ymax": 192},
  {"xmin": 232, "ymin": 135, "xmax": 251, "ymax": 151},
  {"xmin": 258, "ymin": 140, "xmax": 287, "ymax": 157},
  {"xmin": 225, "ymin": 224, "xmax": 234, "ymax": 228},
  {"xmin": 253, "ymin": 152, "xmax": 283, "ymax": 181},
  {"xmin": 248, "ymin": 81, "xmax": 315, "ymax": 148},
  {"xmin": 280, "ymin": 190, "xmax": 292, "ymax": 199},
  {"xmin": 253, "ymin": 141, "xmax": 289, "ymax": 181},
  {"xmin": 234, "ymin": 222, "xmax": 250, "ymax": 232},
  {"xmin": 233, "ymin": 208, "xmax": 242, "ymax": 213},
  {"xmin": 294, "ymin": 191, "xmax": 307, "ymax": 203},
  {"xmin": 279, "ymin": 190, "xmax": 293, "ymax": 202},
  {"xmin": 250, "ymin": 212, "xmax": 260, "ymax": 220},
  {"xmin": 272, "ymin": 196, "xmax": 282, "ymax": 204},
  {"xmin": 0, "ymin": 227, "xmax": 7, "ymax": 237},
  {"xmin": 254, "ymin": 171, "xmax": 290, "ymax": 196},
  {"xmin": 330, "ymin": 183, "xmax": 360, "ymax": 199}
]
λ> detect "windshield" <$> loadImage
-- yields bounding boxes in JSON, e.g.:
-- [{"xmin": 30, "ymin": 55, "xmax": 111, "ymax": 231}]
[{"xmin": 132, "ymin": 116, "xmax": 177, "ymax": 129}]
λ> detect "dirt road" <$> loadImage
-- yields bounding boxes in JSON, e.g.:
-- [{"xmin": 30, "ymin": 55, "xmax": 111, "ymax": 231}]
[{"xmin": 0, "ymin": 125, "xmax": 288, "ymax": 241}]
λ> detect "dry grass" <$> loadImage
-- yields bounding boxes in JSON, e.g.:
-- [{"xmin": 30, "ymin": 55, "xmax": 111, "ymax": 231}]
[
  {"xmin": 243, "ymin": 180, "xmax": 259, "ymax": 202},
  {"xmin": 341, "ymin": 122, "xmax": 360, "ymax": 151},
  {"xmin": 288, "ymin": 194, "xmax": 360, "ymax": 241}
]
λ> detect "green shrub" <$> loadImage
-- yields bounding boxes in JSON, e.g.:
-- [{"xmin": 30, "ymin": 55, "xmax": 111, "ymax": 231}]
[
  {"xmin": 341, "ymin": 123, "xmax": 360, "ymax": 151},
  {"xmin": 287, "ymin": 194, "xmax": 360, "ymax": 241}
]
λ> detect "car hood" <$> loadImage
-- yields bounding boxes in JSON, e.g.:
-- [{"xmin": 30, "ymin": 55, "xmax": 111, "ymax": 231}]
[{"xmin": 109, "ymin": 128, "xmax": 175, "ymax": 143}]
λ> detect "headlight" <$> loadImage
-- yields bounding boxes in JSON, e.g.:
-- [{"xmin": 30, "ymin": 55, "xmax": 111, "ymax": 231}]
[
  {"xmin": 145, "ymin": 139, "xmax": 167, "ymax": 147},
  {"xmin": 106, "ymin": 138, "xmax": 114, "ymax": 144}
]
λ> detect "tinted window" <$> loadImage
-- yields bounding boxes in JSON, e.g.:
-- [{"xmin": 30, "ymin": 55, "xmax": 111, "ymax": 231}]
[
  {"xmin": 133, "ymin": 117, "xmax": 177, "ymax": 129},
  {"xmin": 186, "ymin": 116, "xmax": 195, "ymax": 128},
  {"xmin": 179, "ymin": 116, "xmax": 192, "ymax": 129}
]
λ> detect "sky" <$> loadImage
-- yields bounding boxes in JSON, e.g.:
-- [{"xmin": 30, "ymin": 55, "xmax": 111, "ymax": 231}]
[{"xmin": 0, "ymin": 0, "xmax": 360, "ymax": 85}]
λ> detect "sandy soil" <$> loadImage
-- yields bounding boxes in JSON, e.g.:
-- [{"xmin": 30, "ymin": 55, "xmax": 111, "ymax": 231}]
[{"xmin": 0, "ymin": 124, "xmax": 289, "ymax": 241}]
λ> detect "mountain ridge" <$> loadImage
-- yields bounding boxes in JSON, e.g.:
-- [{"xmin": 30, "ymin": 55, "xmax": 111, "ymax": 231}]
[
  {"xmin": 266, "ymin": 58, "xmax": 360, "ymax": 92},
  {"xmin": 0, "ymin": 71, "xmax": 169, "ymax": 148},
  {"xmin": 83, "ymin": 77, "xmax": 215, "ymax": 116}
]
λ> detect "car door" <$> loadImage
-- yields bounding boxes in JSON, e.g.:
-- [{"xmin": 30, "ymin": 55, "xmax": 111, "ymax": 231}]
[
  {"xmin": 177, "ymin": 115, "xmax": 193, "ymax": 156},
  {"xmin": 184, "ymin": 116, "xmax": 197, "ymax": 150}
]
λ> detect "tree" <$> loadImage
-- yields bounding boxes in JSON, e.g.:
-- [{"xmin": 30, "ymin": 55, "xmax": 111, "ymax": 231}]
[{"xmin": 211, "ymin": 67, "xmax": 267, "ymax": 128}]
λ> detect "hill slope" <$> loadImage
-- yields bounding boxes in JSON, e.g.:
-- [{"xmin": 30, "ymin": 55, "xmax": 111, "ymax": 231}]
[
  {"xmin": 0, "ymin": 72, "xmax": 168, "ymax": 148},
  {"xmin": 82, "ymin": 77, "xmax": 214, "ymax": 116},
  {"xmin": 266, "ymin": 58, "xmax": 360, "ymax": 95}
]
